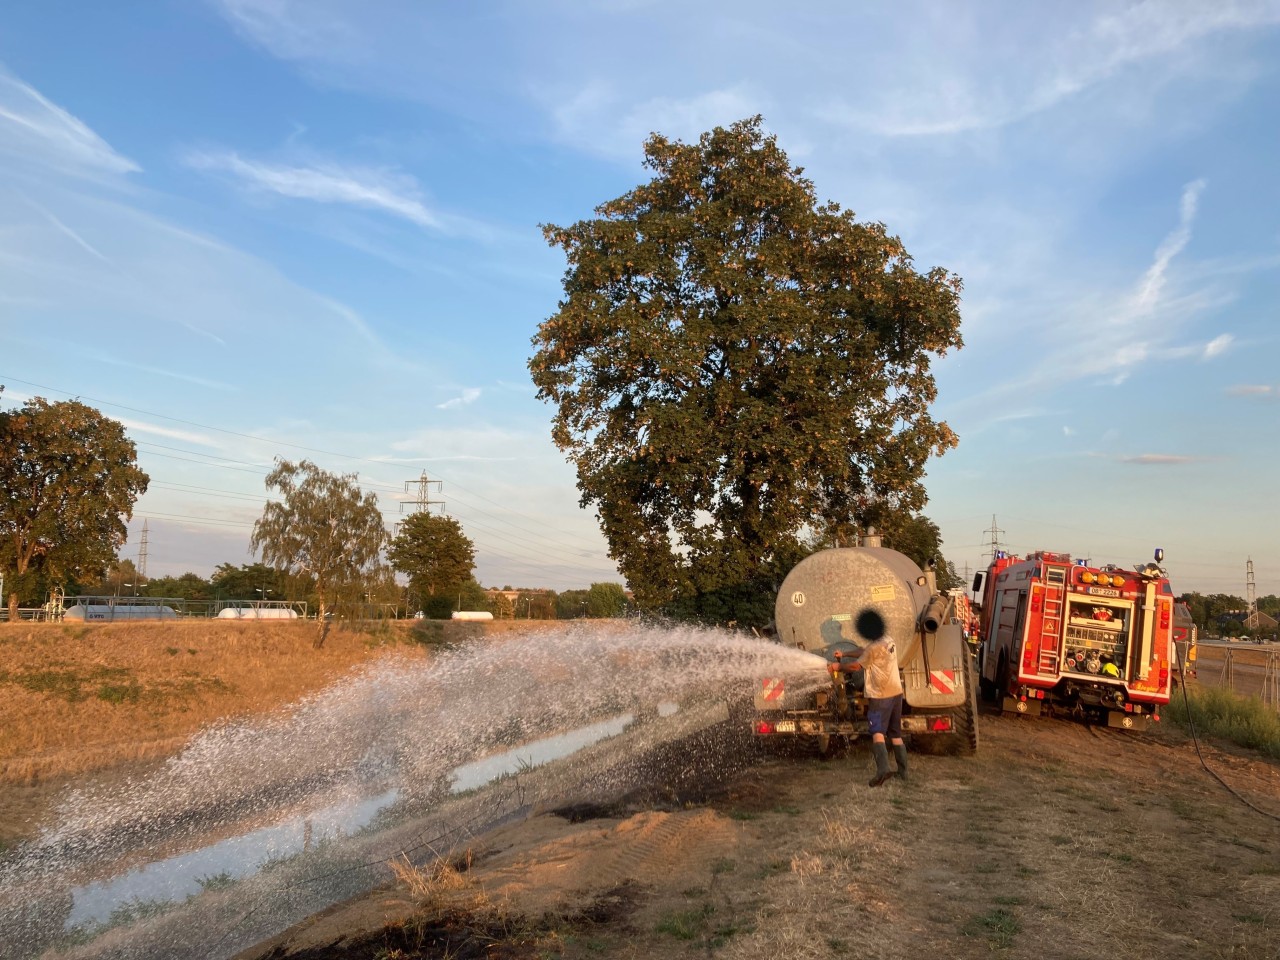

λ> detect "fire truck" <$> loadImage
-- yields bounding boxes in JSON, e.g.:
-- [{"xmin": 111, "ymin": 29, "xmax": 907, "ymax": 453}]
[{"xmin": 972, "ymin": 548, "xmax": 1174, "ymax": 730}]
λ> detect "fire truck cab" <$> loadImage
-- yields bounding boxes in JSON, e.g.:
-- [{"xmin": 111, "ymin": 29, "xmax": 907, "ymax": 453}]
[{"xmin": 972, "ymin": 549, "xmax": 1174, "ymax": 730}]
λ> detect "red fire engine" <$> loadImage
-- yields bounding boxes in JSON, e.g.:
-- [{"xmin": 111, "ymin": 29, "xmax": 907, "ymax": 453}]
[{"xmin": 972, "ymin": 548, "xmax": 1174, "ymax": 730}]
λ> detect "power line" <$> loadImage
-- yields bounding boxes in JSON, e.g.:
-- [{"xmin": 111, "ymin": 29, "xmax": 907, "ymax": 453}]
[{"xmin": 1, "ymin": 374, "xmax": 583, "ymax": 542}]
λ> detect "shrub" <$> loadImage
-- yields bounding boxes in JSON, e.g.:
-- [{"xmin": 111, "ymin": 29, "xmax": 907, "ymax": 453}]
[{"xmin": 1166, "ymin": 686, "xmax": 1280, "ymax": 759}]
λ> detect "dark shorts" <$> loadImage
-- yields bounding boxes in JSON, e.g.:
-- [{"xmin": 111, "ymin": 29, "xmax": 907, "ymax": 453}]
[{"xmin": 867, "ymin": 695, "xmax": 903, "ymax": 739}]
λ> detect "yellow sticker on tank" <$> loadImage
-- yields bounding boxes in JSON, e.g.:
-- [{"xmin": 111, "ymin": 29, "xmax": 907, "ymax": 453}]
[{"xmin": 870, "ymin": 585, "xmax": 895, "ymax": 602}]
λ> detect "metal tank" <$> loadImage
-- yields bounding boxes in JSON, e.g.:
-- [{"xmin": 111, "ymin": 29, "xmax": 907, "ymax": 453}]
[{"xmin": 774, "ymin": 545, "xmax": 932, "ymax": 663}]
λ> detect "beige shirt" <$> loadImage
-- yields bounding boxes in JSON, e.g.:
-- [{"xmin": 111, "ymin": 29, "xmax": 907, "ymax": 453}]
[{"xmin": 856, "ymin": 636, "xmax": 903, "ymax": 699}]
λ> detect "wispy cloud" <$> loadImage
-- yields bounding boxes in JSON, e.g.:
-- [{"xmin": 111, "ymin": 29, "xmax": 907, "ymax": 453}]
[
  {"xmin": 97, "ymin": 356, "xmax": 237, "ymax": 392},
  {"xmin": 1135, "ymin": 179, "xmax": 1206, "ymax": 313},
  {"xmin": 1115, "ymin": 453, "xmax": 1199, "ymax": 465},
  {"xmin": 1202, "ymin": 333, "xmax": 1234, "ymax": 358},
  {"xmin": 185, "ymin": 149, "xmax": 442, "ymax": 230},
  {"xmin": 1226, "ymin": 384, "xmax": 1277, "ymax": 396},
  {"xmin": 24, "ymin": 197, "xmax": 113, "ymax": 264},
  {"xmin": 117, "ymin": 417, "xmax": 221, "ymax": 447},
  {"xmin": 830, "ymin": 3, "xmax": 1280, "ymax": 137},
  {"xmin": 0, "ymin": 71, "xmax": 139, "ymax": 175},
  {"xmin": 437, "ymin": 388, "xmax": 481, "ymax": 410},
  {"xmin": 550, "ymin": 83, "xmax": 764, "ymax": 159}
]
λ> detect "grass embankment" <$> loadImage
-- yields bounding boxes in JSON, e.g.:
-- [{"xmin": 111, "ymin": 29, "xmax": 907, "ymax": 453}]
[
  {"xmin": 1166, "ymin": 683, "xmax": 1280, "ymax": 759},
  {"xmin": 0, "ymin": 619, "xmax": 428, "ymax": 784}
]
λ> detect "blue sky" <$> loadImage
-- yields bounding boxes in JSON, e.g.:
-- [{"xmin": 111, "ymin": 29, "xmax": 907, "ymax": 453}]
[{"xmin": 1, "ymin": 1, "xmax": 1277, "ymax": 597}]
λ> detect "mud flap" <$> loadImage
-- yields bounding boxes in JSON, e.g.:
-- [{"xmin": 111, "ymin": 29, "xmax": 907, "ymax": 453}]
[
  {"xmin": 1002, "ymin": 696, "xmax": 1042, "ymax": 717},
  {"xmin": 1106, "ymin": 711, "xmax": 1150, "ymax": 731},
  {"xmin": 902, "ymin": 624, "xmax": 968, "ymax": 710}
]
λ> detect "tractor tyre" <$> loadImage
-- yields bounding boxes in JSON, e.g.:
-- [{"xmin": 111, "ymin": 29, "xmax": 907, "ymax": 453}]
[{"xmin": 943, "ymin": 648, "xmax": 980, "ymax": 755}]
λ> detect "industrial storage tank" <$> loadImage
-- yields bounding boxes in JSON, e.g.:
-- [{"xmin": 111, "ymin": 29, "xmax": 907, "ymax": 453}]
[
  {"xmin": 216, "ymin": 607, "xmax": 299, "ymax": 619},
  {"xmin": 63, "ymin": 604, "xmax": 178, "ymax": 621}
]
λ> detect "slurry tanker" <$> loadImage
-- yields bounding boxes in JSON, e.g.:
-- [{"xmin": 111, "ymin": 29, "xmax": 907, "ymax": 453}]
[
  {"xmin": 971, "ymin": 548, "xmax": 1175, "ymax": 730},
  {"xmin": 752, "ymin": 531, "xmax": 979, "ymax": 756}
]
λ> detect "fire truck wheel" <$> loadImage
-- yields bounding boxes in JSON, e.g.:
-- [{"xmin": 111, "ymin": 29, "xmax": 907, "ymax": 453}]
[
  {"xmin": 996, "ymin": 654, "xmax": 1010, "ymax": 706},
  {"xmin": 978, "ymin": 650, "xmax": 997, "ymax": 703}
]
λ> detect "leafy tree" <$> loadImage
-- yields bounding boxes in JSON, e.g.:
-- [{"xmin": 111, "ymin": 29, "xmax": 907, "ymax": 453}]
[
  {"xmin": 1178, "ymin": 592, "xmax": 1247, "ymax": 635},
  {"xmin": 94, "ymin": 558, "xmax": 142, "ymax": 597},
  {"xmin": 142, "ymin": 572, "xmax": 214, "ymax": 603},
  {"xmin": 251, "ymin": 459, "xmax": 388, "ymax": 646},
  {"xmin": 0, "ymin": 391, "xmax": 149, "ymax": 619},
  {"xmin": 587, "ymin": 582, "xmax": 628, "ymax": 618},
  {"xmin": 490, "ymin": 591, "xmax": 515, "ymax": 620},
  {"xmin": 387, "ymin": 513, "xmax": 476, "ymax": 613},
  {"xmin": 530, "ymin": 117, "xmax": 962, "ymax": 623},
  {"xmin": 518, "ymin": 590, "xmax": 557, "ymax": 620},
  {"xmin": 210, "ymin": 562, "xmax": 297, "ymax": 603},
  {"xmin": 556, "ymin": 589, "xmax": 591, "ymax": 619}
]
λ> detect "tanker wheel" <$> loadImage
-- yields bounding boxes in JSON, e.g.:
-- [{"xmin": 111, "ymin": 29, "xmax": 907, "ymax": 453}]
[{"xmin": 942, "ymin": 650, "xmax": 980, "ymax": 755}]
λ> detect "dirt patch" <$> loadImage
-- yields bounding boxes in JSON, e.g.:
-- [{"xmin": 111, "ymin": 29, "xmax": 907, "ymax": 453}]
[{"xmin": 238, "ymin": 708, "xmax": 1280, "ymax": 960}]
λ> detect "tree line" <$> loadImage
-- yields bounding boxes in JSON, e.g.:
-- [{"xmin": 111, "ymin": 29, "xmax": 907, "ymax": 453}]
[{"xmin": 1179, "ymin": 591, "xmax": 1280, "ymax": 639}]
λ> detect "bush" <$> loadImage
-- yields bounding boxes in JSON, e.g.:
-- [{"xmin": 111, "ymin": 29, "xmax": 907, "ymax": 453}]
[{"xmin": 1166, "ymin": 685, "xmax": 1280, "ymax": 759}]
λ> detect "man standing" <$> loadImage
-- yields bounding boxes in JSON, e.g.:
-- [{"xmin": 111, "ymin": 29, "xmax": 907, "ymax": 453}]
[{"xmin": 845, "ymin": 609, "xmax": 906, "ymax": 786}]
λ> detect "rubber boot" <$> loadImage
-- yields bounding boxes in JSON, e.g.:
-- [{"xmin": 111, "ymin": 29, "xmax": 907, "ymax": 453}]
[
  {"xmin": 892, "ymin": 743, "xmax": 909, "ymax": 781},
  {"xmin": 869, "ymin": 742, "xmax": 893, "ymax": 787}
]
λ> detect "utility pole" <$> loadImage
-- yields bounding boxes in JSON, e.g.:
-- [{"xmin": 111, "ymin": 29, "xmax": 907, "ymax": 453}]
[
  {"xmin": 136, "ymin": 519, "xmax": 148, "ymax": 595},
  {"xmin": 1246, "ymin": 557, "xmax": 1257, "ymax": 634},
  {"xmin": 979, "ymin": 515, "xmax": 1005, "ymax": 562},
  {"xmin": 395, "ymin": 471, "xmax": 445, "ymax": 534}
]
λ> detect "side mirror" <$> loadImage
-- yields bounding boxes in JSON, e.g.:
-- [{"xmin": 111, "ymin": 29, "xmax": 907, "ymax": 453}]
[{"xmin": 972, "ymin": 572, "xmax": 985, "ymax": 595}]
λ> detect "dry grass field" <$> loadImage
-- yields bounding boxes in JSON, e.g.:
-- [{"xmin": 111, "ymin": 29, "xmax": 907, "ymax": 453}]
[
  {"xmin": 0, "ymin": 618, "xmax": 448, "ymax": 850},
  {"xmin": 0, "ymin": 620, "xmax": 425, "ymax": 785}
]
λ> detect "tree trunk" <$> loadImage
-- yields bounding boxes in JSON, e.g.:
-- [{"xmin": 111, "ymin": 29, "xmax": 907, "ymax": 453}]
[{"xmin": 314, "ymin": 598, "xmax": 328, "ymax": 649}]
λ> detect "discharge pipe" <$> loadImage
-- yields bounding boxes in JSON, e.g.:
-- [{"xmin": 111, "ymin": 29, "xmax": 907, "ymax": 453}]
[{"xmin": 920, "ymin": 595, "xmax": 951, "ymax": 634}]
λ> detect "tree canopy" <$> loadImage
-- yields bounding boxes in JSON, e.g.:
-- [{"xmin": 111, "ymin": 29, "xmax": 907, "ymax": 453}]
[
  {"xmin": 251, "ymin": 459, "xmax": 388, "ymax": 644},
  {"xmin": 530, "ymin": 117, "xmax": 963, "ymax": 620},
  {"xmin": 0, "ymin": 391, "xmax": 149, "ymax": 618},
  {"xmin": 387, "ymin": 512, "xmax": 476, "ymax": 615}
]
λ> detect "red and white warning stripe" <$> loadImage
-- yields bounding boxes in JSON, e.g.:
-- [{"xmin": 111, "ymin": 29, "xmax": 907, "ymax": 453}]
[
  {"xmin": 759, "ymin": 678, "xmax": 785, "ymax": 701},
  {"xmin": 928, "ymin": 670, "xmax": 957, "ymax": 694}
]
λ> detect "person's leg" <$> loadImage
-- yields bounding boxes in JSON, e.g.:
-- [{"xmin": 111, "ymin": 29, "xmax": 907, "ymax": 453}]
[
  {"xmin": 867, "ymin": 698, "xmax": 893, "ymax": 786},
  {"xmin": 888, "ymin": 696, "xmax": 908, "ymax": 779}
]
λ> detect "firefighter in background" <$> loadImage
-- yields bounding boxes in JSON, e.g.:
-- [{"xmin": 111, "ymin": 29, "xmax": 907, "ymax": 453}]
[{"xmin": 842, "ymin": 609, "xmax": 907, "ymax": 786}]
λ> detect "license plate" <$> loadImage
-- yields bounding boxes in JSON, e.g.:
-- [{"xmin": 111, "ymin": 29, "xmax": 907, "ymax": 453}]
[
  {"xmin": 775, "ymin": 720, "xmax": 796, "ymax": 733},
  {"xmin": 1086, "ymin": 586, "xmax": 1120, "ymax": 597}
]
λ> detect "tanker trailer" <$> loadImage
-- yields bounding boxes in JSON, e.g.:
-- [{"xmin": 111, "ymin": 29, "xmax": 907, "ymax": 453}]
[{"xmin": 753, "ymin": 533, "xmax": 979, "ymax": 756}]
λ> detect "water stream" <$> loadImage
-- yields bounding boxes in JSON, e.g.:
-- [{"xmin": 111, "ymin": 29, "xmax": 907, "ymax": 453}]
[{"xmin": 0, "ymin": 622, "xmax": 825, "ymax": 959}]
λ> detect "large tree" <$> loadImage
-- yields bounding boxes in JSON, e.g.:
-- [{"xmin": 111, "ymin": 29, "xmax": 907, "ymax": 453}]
[
  {"xmin": 530, "ymin": 117, "xmax": 963, "ymax": 618},
  {"xmin": 251, "ymin": 459, "xmax": 388, "ymax": 645},
  {"xmin": 387, "ymin": 512, "xmax": 476, "ymax": 615},
  {"xmin": 0, "ymin": 391, "xmax": 149, "ymax": 619}
]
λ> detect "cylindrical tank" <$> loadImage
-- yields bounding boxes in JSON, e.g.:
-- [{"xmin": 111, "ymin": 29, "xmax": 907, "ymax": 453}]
[{"xmin": 774, "ymin": 547, "xmax": 931, "ymax": 663}]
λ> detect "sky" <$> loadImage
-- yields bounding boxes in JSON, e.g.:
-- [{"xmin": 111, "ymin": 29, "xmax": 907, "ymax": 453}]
[{"xmin": 1, "ymin": 0, "xmax": 1278, "ymax": 599}]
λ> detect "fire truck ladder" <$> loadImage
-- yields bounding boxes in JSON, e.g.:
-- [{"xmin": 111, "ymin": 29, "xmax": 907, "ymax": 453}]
[{"xmin": 1037, "ymin": 577, "xmax": 1065, "ymax": 675}]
